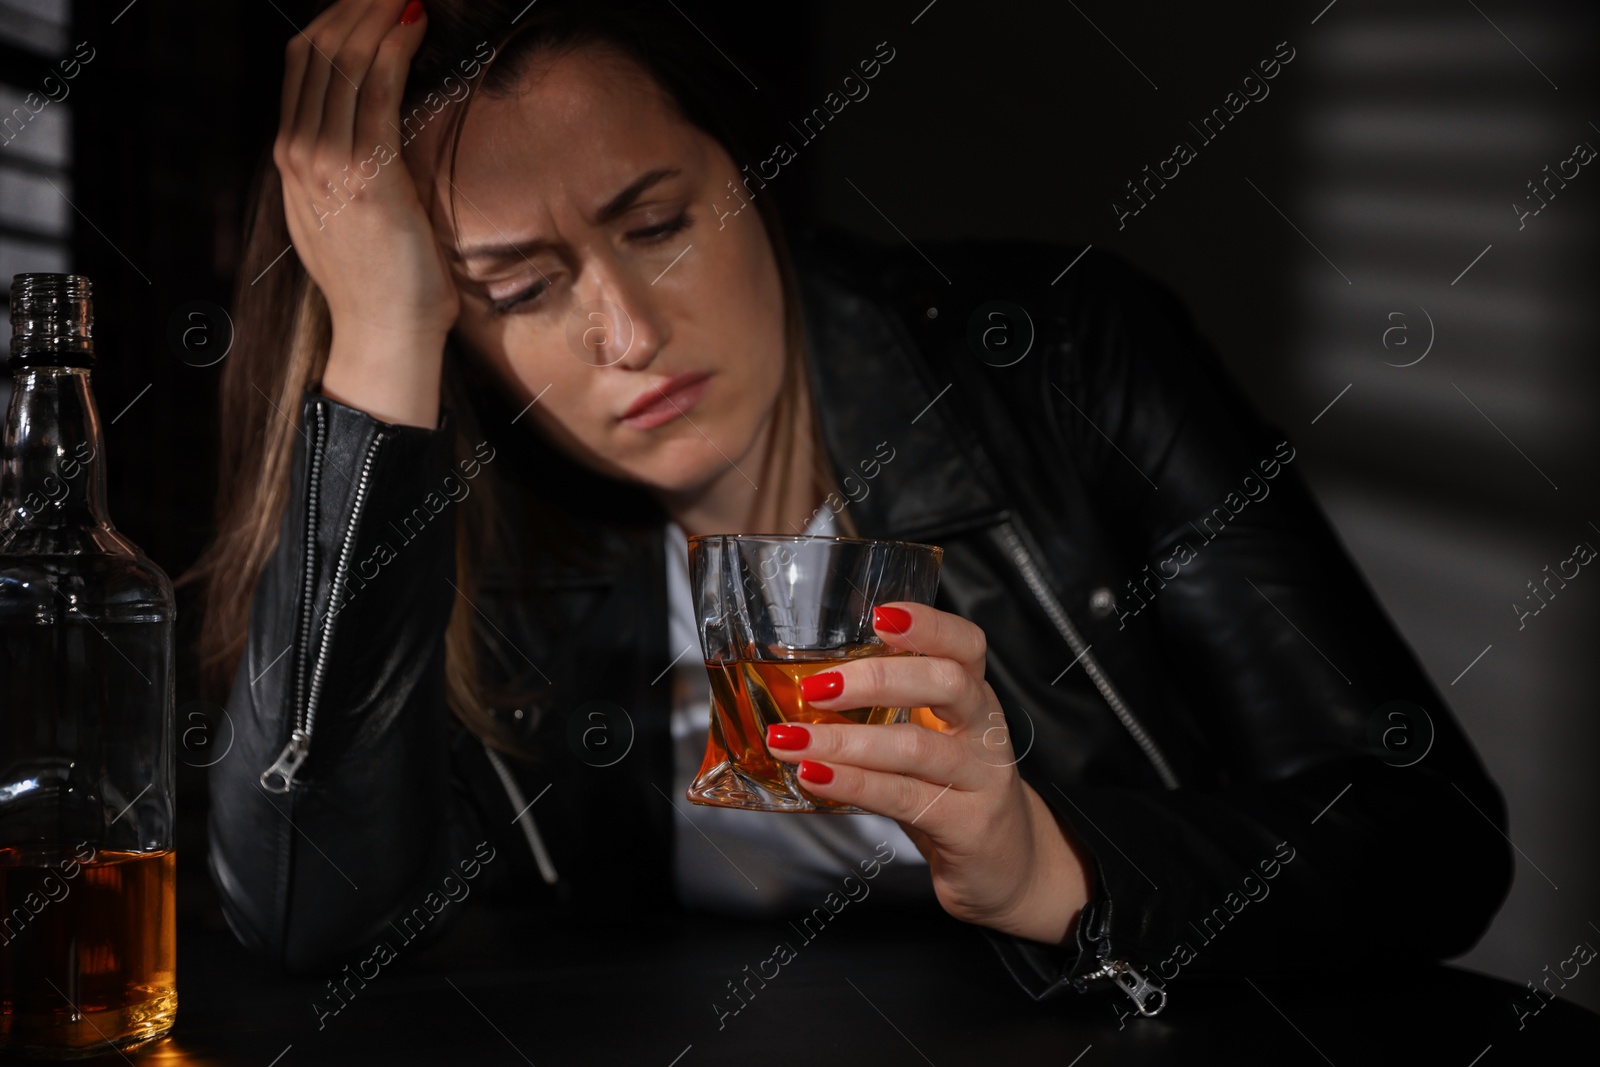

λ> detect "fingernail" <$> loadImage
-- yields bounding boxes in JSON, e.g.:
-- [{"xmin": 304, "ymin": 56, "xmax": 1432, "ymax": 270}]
[
  {"xmin": 799, "ymin": 671, "xmax": 843, "ymax": 701},
  {"xmin": 873, "ymin": 605, "xmax": 913, "ymax": 633},
  {"xmin": 400, "ymin": 1, "xmax": 425, "ymax": 25},
  {"xmin": 798, "ymin": 759, "xmax": 834, "ymax": 784},
  {"xmin": 766, "ymin": 724, "xmax": 810, "ymax": 750}
]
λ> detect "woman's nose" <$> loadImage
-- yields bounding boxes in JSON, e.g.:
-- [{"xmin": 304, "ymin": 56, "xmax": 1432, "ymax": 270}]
[{"xmin": 576, "ymin": 263, "xmax": 670, "ymax": 370}]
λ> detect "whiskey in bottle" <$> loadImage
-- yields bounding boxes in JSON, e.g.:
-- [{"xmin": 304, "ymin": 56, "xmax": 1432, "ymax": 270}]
[{"xmin": 0, "ymin": 273, "xmax": 177, "ymax": 1057}]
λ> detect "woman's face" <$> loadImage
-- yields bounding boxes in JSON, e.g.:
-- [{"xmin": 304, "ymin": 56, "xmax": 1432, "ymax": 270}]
[{"xmin": 411, "ymin": 45, "xmax": 787, "ymax": 497}]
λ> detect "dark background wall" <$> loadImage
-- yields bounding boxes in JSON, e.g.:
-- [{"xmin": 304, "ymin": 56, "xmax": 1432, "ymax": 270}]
[{"xmin": 1, "ymin": 0, "xmax": 1595, "ymax": 1011}]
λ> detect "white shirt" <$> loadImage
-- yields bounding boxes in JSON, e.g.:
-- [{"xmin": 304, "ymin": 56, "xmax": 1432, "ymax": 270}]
[{"xmin": 664, "ymin": 508, "xmax": 932, "ymax": 913}]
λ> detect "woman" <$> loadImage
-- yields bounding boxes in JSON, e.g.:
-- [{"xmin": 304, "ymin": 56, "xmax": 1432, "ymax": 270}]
[{"xmin": 187, "ymin": 0, "xmax": 1512, "ymax": 1012}]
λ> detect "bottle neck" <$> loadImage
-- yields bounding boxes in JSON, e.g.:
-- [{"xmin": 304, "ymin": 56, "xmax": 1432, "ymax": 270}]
[{"xmin": 1, "ymin": 366, "xmax": 112, "ymax": 532}]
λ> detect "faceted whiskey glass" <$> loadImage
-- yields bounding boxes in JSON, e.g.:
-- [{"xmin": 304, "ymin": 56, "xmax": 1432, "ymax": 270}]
[{"xmin": 685, "ymin": 534, "xmax": 942, "ymax": 813}]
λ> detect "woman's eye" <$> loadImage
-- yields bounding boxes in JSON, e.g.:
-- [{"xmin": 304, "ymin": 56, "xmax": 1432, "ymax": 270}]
[
  {"xmin": 485, "ymin": 215, "xmax": 689, "ymax": 315},
  {"xmin": 488, "ymin": 280, "xmax": 549, "ymax": 316},
  {"xmin": 631, "ymin": 211, "xmax": 692, "ymax": 243}
]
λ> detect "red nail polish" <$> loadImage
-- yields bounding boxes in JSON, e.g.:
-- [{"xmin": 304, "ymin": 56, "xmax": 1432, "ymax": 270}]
[
  {"xmin": 799, "ymin": 671, "xmax": 843, "ymax": 701},
  {"xmin": 874, "ymin": 605, "xmax": 913, "ymax": 634},
  {"xmin": 766, "ymin": 724, "xmax": 810, "ymax": 750},
  {"xmin": 400, "ymin": 1, "xmax": 425, "ymax": 25},
  {"xmin": 798, "ymin": 759, "xmax": 834, "ymax": 784}
]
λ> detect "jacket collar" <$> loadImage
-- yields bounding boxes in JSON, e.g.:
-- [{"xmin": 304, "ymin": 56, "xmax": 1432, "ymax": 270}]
[{"xmin": 795, "ymin": 250, "xmax": 1009, "ymax": 542}]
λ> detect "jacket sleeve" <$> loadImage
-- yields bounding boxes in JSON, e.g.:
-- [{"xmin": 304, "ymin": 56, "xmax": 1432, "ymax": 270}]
[
  {"xmin": 207, "ymin": 383, "xmax": 490, "ymax": 972},
  {"xmin": 984, "ymin": 251, "xmax": 1513, "ymax": 1003}
]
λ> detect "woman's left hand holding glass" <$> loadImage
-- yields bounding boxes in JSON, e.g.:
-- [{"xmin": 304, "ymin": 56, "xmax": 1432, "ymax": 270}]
[{"xmin": 765, "ymin": 602, "xmax": 1092, "ymax": 945}]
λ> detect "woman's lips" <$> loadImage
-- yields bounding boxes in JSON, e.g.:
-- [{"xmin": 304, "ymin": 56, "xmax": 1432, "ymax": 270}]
[{"xmin": 620, "ymin": 371, "xmax": 712, "ymax": 430}]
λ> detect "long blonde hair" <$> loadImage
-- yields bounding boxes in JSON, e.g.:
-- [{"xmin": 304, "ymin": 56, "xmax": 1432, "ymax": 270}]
[{"xmin": 178, "ymin": 0, "xmax": 855, "ymax": 758}]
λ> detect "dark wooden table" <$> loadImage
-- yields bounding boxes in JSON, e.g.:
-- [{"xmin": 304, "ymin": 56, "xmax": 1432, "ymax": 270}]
[{"xmin": 58, "ymin": 890, "xmax": 1599, "ymax": 1066}]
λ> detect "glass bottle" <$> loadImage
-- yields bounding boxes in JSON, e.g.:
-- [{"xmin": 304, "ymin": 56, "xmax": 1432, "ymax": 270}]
[{"xmin": 0, "ymin": 273, "xmax": 177, "ymax": 1057}]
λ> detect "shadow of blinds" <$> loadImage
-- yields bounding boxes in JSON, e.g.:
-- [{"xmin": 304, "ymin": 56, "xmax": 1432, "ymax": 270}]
[
  {"xmin": 1287, "ymin": 6, "xmax": 1595, "ymax": 509},
  {"xmin": 1280, "ymin": 1, "xmax": 1599, "ymax": 1011}
]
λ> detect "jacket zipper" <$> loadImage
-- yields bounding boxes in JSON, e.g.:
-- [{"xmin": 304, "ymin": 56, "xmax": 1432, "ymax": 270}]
[
  {"xmin": 259, "ymin": 402, "xmax": 326, "ymax": 792},
  {"xmin": 261, "ymin": 411, "xmax": 383, "ymax": 793},
  {"xmin": 995, "ymin": 519, "xmax": 1180, "ymax": 789},
  {"xmin": 996, "ymin": 519, "xmax": 1178, "ymax": 1013},
  {"xmin": 481, "ymin": 742, "xmax": 560, "ymax": 885},
  {"xmin": 1080, "ymin": 957, "xmax": 1167, "ymax": 1016}
]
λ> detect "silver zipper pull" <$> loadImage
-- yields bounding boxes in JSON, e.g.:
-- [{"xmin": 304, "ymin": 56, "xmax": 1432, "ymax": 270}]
[
  {"xmin": 1106, "ymin": 958, "xmax": 1167, "ymax": 1016},
  {"xmin": 260, "ymin": 729, "xmax": 311, "ymax": 793}
]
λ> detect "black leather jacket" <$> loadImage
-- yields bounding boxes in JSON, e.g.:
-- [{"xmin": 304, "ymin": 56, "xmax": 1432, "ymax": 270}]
[{"xmin": 208, "ymin": 225, "xmax": 1512, "ymax": 1010}]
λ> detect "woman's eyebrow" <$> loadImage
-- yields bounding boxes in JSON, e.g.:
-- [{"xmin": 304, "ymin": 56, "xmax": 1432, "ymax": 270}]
[{"xmin": 452, "ymin": 167, "xmax": 683, "ymax": 264}]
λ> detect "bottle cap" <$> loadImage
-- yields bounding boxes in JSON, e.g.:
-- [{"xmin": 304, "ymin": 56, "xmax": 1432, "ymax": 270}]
[{"xmin": 9, "ymin": 272, "xmax": 94, "ymax": 369}]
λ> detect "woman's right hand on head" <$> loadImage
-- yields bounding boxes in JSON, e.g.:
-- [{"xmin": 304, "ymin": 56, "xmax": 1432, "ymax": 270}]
[{"xmin": 275, "ymin": 0, "xmax": 459, "ymax": 425}]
